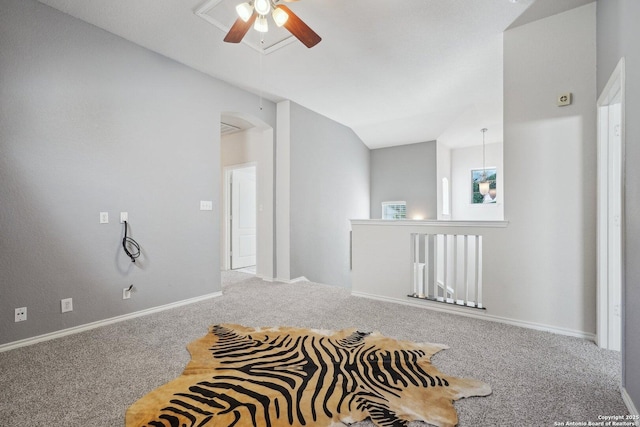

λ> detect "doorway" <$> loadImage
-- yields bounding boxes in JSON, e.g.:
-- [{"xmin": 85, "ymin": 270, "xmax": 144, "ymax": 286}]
[
  {"xmin": 597, "ymin": 58, "xmax": 625, "ymax": 351},
  {"xmin": 225, "ymin": 164, "xmax": 257, "ymax": 270},
  {"xmin": 219, "ymin": 112, "xmax": 275, "ymax": 280}
]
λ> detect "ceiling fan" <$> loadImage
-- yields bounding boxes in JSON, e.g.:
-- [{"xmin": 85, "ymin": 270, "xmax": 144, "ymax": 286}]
[{"xmin": 224, "ymin": 0, "xmax": 322, "ymax": 48}]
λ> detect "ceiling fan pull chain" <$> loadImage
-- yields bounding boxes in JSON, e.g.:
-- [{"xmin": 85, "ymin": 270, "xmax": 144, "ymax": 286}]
[{"xmin": 259, "ymin": 40, "xmax": 264, "ymax": 111}]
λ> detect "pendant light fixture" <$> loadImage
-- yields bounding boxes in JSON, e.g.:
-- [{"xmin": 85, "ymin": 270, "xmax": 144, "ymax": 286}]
[{"xmin": 479, "ymin": 128, "xmax": 490, "ymax": 196}]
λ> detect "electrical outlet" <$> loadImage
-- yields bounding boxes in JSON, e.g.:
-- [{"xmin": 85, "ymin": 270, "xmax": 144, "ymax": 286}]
[
  {"xmin": 123, "ymin": 286, "xmax": 132, "ymax": 300},
  {"xmin": 200, "ymin": 200, "xmax": 213, "ymax": 211},
  {"xmin": 120, "ymin": 212, "xmax": 128, "ymax": 223},
  {"xmin": 100, "ymin": 212, "xmax": 109, "ymax": 224},
  {"xmin": 15, "ymin": 307, "xmax": 27, "ymax": 322},
  {"xmin": 61, "ymin": 298, "xmax": 73, "ymax": 313}
]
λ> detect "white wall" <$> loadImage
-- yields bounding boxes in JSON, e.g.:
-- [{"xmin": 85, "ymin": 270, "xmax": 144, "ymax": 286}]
[
  {"xmin": 500, "ymin": 3, "xmax": 597, "ymax": 334},
  {"xmin": 354, "ymin": 3, "xmax": 601, "ymax": 339},
  {"xmin": 451, "ymin": 142, "xmax": 504, "ymax": 220},
  {"xmin": 436, "ymin": 144, "xmax": 452, "ymax": 220},
  {"xmin": 220, "ymin": 127, "xmax": 274, "ymax": 280}
]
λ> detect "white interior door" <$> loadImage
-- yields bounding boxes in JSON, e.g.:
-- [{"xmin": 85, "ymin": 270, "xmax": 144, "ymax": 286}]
[{"xmin": 231, "ymin": 166, "xmax": 257, "ymax": 269}]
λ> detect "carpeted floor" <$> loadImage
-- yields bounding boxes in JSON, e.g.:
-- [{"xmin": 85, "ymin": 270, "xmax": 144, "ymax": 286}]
[{"xmin": 0, "ymin": 271, "xmax": 628, "ymax": 426}]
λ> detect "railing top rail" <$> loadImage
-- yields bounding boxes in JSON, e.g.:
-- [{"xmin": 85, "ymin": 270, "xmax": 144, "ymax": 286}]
[{"xmin": 350, "ymin": 219, "xmax": 509, "ymax": 228}]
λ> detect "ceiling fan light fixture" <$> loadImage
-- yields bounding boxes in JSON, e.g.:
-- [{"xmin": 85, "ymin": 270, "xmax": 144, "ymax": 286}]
[
  {"xmin": 272, "ymin": 7, "xmax": 289, "ymax": 27},
  {"xmin": 254, "ymin": 0, "xmax": 271, "ymax": 16},
  {"xmin": 254, "ymin": 15, "xmax": 268, "ymax": 32},
  {"xmin": 224, "ymin": 1, "xmax": 321, "ymax": 48},
  {"xmin": 235, "ymin": 2, "xmax": 253, "ymax": 22}
]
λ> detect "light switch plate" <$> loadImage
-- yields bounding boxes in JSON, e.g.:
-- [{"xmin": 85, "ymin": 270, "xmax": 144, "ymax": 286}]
[
  {"xmin": 200, "ymin": 200, "xmax": 213, "ymax": 211},
  {"xmin": 61, "ymin": 298, "xmax": 73, "ymax": 313}
]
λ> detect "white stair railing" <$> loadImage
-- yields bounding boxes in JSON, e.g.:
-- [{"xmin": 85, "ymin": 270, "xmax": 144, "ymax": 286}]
[{"xmin": 410, "ymin": 233, "xmax": 484, "ymax": 309}]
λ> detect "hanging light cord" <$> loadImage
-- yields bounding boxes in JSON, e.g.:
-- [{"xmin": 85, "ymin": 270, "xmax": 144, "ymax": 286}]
[
  {"xmin": 122, "ymin": 221, "xmax": 141, "ymax": 263},
  {"xmin": 259, "ymin": 37, "xmax": 264, "ymax": 111},
  {"xmin": 481, "ymin": 128, "xmax": 487, "ymax": 180}
]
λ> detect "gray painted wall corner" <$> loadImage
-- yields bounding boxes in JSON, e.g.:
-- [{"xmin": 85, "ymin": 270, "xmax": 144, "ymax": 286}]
[
  {"xmin": 370, "ymin": 141, "xmax": 438, "ymax": 220},
  {"xmin": 288, "ymin": 102, "xmax": 370, "ymax": 288}
]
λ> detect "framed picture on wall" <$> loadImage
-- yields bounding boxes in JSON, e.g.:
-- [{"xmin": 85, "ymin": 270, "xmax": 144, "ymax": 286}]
[{"xmin": 471, "ymin": 168, "xmax": 497, "ymax": 204}]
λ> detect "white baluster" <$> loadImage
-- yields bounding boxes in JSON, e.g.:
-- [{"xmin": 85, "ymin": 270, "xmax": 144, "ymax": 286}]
[
  {"xmin": 463, "ymin": 235, "xmax": 469, "ymax": 306},
  {"xmin": 442, "ymin": 234, "xmax": 448, "ymax": 301},
  {"xmin": 451, "ymin": 234, "xmax": 458, "ymax": 304},
  {"xmin": 412, "ymin": 234, "xmax": 419, "ymax": 297},
  {"xmin": 432, "ymin": 234, "xmax": 437, "ymax": 300},
  {"xmin": 477, "ymin": 235, "xmax": 483, "ymax": 309},
  {"xmin": 420, "ymin": 234, "xmax": 427, "ymax": 298}
]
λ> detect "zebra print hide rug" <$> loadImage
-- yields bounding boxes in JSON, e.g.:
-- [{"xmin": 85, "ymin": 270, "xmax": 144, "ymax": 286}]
[{"xmin": 125, "ymin": 324, "xmax": 491, "ymax": 427}]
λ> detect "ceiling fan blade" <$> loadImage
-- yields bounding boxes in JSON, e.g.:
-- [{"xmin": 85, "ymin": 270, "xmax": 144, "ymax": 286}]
[
  {"xmin": 223, "ymin": 12, "xmax": 257, "ymax": 43},
  {"xmin": 277, "ymin": 5, "xmax": 321, "ymax": 48}
]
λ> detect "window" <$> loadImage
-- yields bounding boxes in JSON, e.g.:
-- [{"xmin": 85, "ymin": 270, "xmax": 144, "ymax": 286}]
[
  {"xmin": 442, "ymin": 178, "xmax": 450, "ymax": 215},
  {"xmin": 381, "ymin": 201, "xmax": 406, "ymax": 220},
  {"xmin": 471, "ymin": 168, "xmax": 497, "ymax": 204}
]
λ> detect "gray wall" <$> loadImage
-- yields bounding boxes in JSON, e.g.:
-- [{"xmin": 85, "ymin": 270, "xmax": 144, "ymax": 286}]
[
  {"xmin": 597, "ymin": 0, "xmax": 640, "ymax": 410},
  {"xmin": 370, "ymin": 141, "xmax": 437, "ymax": 220},
  {"xmin": 0, "ymin": 0, "xmax": 276, "ymax": 345},
  {"xmin": 289, "ymin": 103, "xmax": 370, "ymax": 288}
]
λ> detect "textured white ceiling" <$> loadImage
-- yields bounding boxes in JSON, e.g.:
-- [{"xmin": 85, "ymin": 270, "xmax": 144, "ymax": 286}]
[{"xmin": 37, "ymin": 0, "xmax": 593, "ymax": 149}]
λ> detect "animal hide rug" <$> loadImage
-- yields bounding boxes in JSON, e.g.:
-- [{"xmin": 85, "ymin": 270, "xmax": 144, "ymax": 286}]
[{"xmin": 126, "ymin": 324, "xmax": 491, "ymax": 427}]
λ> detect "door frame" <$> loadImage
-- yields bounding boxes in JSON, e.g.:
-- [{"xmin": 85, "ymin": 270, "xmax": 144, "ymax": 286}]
[
  {"xmin": 596, "ymin": 57, "xmax": 625, "ymax": 351},
  {"xmin": 223, "ymin": 162, "xmax": 257, "ymax": 271}
]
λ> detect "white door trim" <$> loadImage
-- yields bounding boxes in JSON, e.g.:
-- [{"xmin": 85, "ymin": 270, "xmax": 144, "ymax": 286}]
[
  {"xmin": 223, "ymin": 162, "xmax": 257, "ymax": 271},
  {"xmin": 596, "ymin": 57, "xmax": 625, "ymax": 351}
]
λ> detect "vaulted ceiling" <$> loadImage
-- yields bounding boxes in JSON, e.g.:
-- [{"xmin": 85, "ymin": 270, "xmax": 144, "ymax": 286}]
[{"xmin": 37, "ymin": 0, "xmax": 593, "ymax": 149}]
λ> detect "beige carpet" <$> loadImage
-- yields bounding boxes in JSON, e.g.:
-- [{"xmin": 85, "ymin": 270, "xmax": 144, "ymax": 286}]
[{"xmin": 0, "ymin": 271, "xmax": 628, "ymax": 426}]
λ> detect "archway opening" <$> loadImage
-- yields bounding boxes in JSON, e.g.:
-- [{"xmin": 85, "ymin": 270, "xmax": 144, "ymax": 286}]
[{"xmin": 220, "ymin": 112, "xmax": 275, "ymax": 280}]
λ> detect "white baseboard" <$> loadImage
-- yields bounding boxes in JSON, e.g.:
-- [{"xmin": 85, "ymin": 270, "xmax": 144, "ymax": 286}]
[
  {"xmin": 0, "ymin": 292, "xmax": 223, "ymax": 353},
  {"xmin": 275, "ymin": 276, "xmax": 310, "ymax": 284},
  {"xmin": 351, "ymin": 291, "xmax": 596, "ymax": 341},
  {"xmin": 622, "ymin": 387, "xmax": 639, "ymax": 421},
  {"xmin": 256, "ymin": 274, "xmax": 274, "ymax": 282}
]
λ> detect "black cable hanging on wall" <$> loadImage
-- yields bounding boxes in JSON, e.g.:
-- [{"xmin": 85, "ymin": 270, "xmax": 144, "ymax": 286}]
[{"xmin": 122, "ymin": 221, "xmax": 141, "ymax": 263}]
